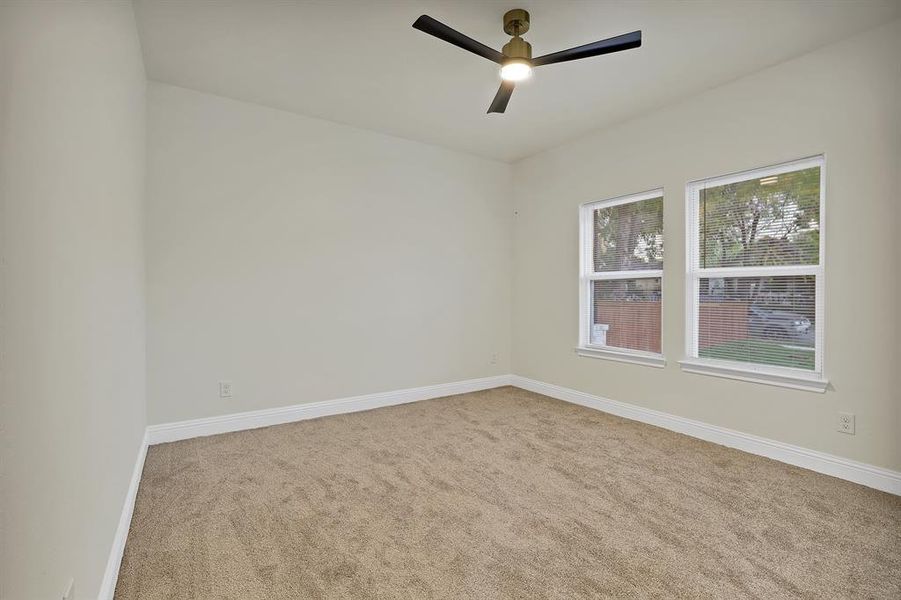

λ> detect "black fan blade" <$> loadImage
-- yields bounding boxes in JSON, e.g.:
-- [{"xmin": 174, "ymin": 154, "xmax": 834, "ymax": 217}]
[
  {"xmin": 487, "ymin": 81, "xmax": 515, "ymax": 114},
  {"xmin": 532, "ymin": 30, "xmax": 641, "ymax": 67},
  {"xmin": 413, "ymin": 15, "xmax": 505, "ymax": 64}
]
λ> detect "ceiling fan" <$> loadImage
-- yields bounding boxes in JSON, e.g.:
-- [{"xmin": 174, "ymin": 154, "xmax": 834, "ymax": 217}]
[{"xmin": 412, "ymin": 9, "xmax": 641, "ymax": 114}]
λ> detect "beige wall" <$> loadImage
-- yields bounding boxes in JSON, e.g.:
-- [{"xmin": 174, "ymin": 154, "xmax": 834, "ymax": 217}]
[
  {"xmin": 511, "ymin": 21, "xmax": 901, "ymax": 471},
  {"xmin": 145, "ymin": 83, "xmax": 512, "ymax": 424},
  {"xmin": 0, "ymin": 2, "xmax": 147, "ymax": 598}
]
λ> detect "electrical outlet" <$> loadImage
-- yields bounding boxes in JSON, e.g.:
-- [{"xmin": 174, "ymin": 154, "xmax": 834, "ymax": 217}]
[
  {"xmin": 62, "ymin": 578, "xmax": 75, "ymax": 600},
  {"xmin": 219, "ymin": 380, "xmax": 233, "ymax": 398},
  {"xmin": 837, "ymin": 412, "xmax": 855, "ymax": 435},
  {"xmin": 490, "ymin": 352, "xmax": 498, "ymax": 365}
]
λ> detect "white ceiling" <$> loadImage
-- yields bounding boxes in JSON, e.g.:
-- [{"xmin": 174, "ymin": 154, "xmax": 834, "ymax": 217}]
[{"xmin": 134, "ymin": 0, "xmax": 899, "ymax": 162}]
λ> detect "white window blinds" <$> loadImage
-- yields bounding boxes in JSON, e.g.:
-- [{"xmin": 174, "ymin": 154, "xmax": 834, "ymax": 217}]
[{"xmin": 686, "ymin": 157, "xmax": 824, "ymax": 377}]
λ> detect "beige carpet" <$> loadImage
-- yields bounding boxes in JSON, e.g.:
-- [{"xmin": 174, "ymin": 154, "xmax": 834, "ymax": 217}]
[{"xmin": 115, "ymin": 386, "xmax": 901, "ymax": 599}]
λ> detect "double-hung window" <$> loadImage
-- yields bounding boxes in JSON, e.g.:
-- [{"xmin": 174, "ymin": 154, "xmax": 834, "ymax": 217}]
[
  {"xmin": 682, "ymin": 156, "xmax": 826, "ymax": 392},
  {"xmin": 578, "ymin": 189, "xmax": 665, "ymax": 367}
]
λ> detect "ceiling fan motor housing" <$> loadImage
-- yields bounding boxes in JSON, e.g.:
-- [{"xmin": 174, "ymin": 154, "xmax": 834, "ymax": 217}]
[{"xmin": 502, "ymin": 36, "xmax": 532, "ymax": 60}]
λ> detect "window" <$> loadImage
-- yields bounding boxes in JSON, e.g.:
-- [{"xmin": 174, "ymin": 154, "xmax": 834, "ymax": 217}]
[
  {"xmin": 578, "ymin": 189, "xmax": 665, "ymax": 367},
  {"xmin": 683, "ymin": 156, "xmax": 826, "ymax": 392}
]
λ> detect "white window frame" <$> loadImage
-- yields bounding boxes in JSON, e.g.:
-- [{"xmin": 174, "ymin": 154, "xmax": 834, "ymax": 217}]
[
  {"xmin": 681, "ymin": 155, "xmax": 827, "ymax": 392},
  {"xmin": 577, "ymin": 188, "xmax": 666, "ymax": 368}
]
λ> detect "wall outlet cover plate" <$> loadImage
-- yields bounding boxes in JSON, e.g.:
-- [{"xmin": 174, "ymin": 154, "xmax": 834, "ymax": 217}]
[{"xmin": 837, "ymin": 412, "xmax": 855, "ymax": 435}]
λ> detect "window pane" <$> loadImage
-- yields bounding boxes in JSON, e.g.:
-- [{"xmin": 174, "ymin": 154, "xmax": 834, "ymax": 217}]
[
  {"xmin": 593, "ymin": 196, "xmax": 663, "ymax": 272},
  {"xmin": 698, "ymin": 276, "xmax": 815, "ymax": 370},
  {"xmin": 698, "ymin": 166, "xmax": 820, "ymax": 268},
  {"xmin": 592, "ymin": 278, "xmax": 661, "ymax": 353}
]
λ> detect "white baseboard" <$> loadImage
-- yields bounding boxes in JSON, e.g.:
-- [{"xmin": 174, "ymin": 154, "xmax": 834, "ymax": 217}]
[
  {"xmin": 144, "ymin": 373, "xmax": 900, "ymax": 494},
  {"xmin": 511, "ymin": 375, "xmax": 901, "ymax": 496},
  {"xmin": 146, "ymin": 375, "xmax": 513, "ymax": 445},
  {"xmin": 97, "ymin": 430, "xmax": 149, "ymax": 600}
]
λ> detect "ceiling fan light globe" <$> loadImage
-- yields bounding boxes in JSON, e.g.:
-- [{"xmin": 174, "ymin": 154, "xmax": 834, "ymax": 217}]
[{"xmin": 500, "ymin": 60, "xmax": 532, "ymax": 82}]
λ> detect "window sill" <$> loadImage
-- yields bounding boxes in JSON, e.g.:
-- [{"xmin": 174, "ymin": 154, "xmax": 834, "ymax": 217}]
[
  {"xmin": 575, "ymin": 346, "xmax": 666, "ymax": 368},
  {"xmin": 679, "ymin": 358, "xmax": 828, "ymax": 393}
]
